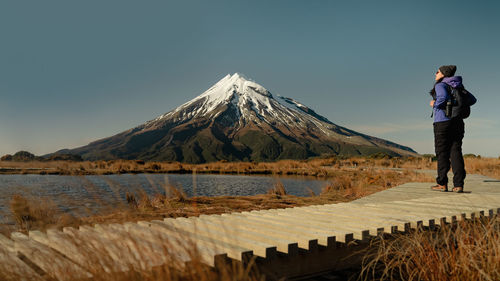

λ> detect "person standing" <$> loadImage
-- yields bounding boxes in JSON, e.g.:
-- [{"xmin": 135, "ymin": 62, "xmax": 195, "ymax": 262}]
[{"xmin": 429, "ymin": 65, "xmax": 477, "ymax": 193}]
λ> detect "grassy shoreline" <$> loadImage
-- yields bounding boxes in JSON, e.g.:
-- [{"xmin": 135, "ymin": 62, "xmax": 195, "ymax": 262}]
[
  {"xmin": 2, "ymin": 166, "xmax": 434, "ymax": 235},
  {"xmin": 1, "ymin": 156, "xmax": 498, "ymax": 178},
  {"xmin": 1, "ymin": 156, "xmax": 432, "ymax": 176}
]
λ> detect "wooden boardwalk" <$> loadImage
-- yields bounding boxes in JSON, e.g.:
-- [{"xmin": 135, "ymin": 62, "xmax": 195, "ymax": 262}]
[{"xmin": 1, "ymin": 173, "xmax": 499, "ymax": 280}]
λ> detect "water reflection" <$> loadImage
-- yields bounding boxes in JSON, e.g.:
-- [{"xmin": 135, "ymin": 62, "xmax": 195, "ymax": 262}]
[{"xmin": 0, "ymin": 173, "xmax": 329, "ymax": 220}]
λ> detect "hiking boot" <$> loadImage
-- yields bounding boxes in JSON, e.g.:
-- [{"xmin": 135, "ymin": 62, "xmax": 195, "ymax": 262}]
[
  {"xmin": 431, "ymin": 184, "xmax": 448, "ymax": 192},
  {"xmin": 452, "ymin": 187, "xmax": 464, "ymax": 193}
]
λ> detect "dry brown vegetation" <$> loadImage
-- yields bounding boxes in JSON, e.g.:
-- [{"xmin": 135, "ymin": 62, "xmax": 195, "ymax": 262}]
[
  {"xmin": 9, "ymin": 194, "xmax": 76, "ymax": 233},
  {"xmin": 360, "ymin": 216, "xmax": 500, "ymax": 281},
  {"xmin": 1, "ymin": 155, "xmax": 499, "ymax": 179}
]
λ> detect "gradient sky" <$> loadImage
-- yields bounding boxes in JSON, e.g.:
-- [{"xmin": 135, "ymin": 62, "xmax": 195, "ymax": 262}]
[{"xmin": 1, "ymin": 0, "xmax": 499, "ymax": 157}]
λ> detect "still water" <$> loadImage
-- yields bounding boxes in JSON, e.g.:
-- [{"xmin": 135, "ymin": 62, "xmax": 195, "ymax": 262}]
[{"xmin": 0, "ymin": 173, "xmax": 329, "ymax": 219}]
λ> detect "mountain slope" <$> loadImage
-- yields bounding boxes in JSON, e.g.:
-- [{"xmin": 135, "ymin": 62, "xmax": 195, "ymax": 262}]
[{"xmin": 58, "ymin": 73, "xmax": 417, "ymax": 162}]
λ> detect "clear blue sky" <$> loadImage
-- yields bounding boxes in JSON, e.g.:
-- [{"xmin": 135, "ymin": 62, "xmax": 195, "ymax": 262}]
[{"xmin": 1, "ymin": 0, "xmax": 499, "ymax": 157}]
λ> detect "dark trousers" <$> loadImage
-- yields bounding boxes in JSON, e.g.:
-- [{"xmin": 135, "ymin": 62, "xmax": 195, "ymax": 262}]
[{"xmin": 433, "ymin": 118, "xmax": 466, "ymax": 187}]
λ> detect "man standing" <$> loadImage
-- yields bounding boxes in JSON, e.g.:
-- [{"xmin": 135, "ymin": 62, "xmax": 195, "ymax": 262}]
[{"xmin": 429, "ymin": 65, "xmax": 477, "ymax": 193}]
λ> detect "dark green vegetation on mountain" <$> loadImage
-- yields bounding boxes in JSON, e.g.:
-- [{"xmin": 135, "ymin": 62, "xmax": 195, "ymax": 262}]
[{"xmin": 58, "ymin": 125, "xmax": 413, "ymax": 164}]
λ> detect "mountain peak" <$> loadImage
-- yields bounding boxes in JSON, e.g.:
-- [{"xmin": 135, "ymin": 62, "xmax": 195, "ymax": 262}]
[
  {"xmin": 199, "ymin": 73, "xmax": 270, "ymax": 100},
  {"xmin": 61, "ymin": 73, "xmax": 418, "ymax": 162},
  {"xmin": 216, "ymin": 72, "xmax": 250, "ymax": 85},
  {"xmin": 231, "ymin": 72, "xmax": 245, "ymax": 79}
]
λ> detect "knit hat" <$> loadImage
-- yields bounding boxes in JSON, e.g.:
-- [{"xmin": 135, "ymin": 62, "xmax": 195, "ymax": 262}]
[{"xmin": 439, "ymin": 65, "xmax": 457, "ymax": 77}]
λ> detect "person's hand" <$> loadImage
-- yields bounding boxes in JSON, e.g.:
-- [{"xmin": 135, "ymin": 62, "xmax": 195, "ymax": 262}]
[{"xmin": 430, "ymin": 100, "xmax": 435, "ymax": 107}]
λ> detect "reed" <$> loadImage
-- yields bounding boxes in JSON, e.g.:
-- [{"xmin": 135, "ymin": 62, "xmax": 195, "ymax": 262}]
[{"xmin": 266, "ymin": 180, "xmax": 287, "ymax": 197}]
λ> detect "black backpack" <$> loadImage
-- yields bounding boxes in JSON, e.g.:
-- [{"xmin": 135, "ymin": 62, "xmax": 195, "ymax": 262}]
[{"xmin": 446, "ymin": 85, "xmax": 474, "ymax": 119}]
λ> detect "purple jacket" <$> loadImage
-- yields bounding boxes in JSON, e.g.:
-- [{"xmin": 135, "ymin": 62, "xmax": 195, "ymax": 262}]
[{"xmin": 433, "ymin": 76, "xmax": 477, "ymax": 123}]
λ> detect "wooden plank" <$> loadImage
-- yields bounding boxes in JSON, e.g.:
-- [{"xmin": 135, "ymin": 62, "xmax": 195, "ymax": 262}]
[
  {"xmin": 269, "ymin": 207, "xmax": 401, "ymax": 235},
  {"xmin": 266, "ymin": 208, "xmax": 394, "ymax": 236},
  {"xmin": 364, "ymin": 201, "xmax": 480, "ymax": 222},
  {"xmin": 412, "ymin": 195, "xmax": 500, "ymax": 210},
  {"xmin": 109, "ymin": 223, "xmax": 203, "ymax": 263},
  {"xmin": 139, "ymin": 220, "xmax": 253, "ymax": 263},
  {"xmin": 0, "ymin": 233, "xmax": 15, "ymax": 252},
  {"xmin": 237, "ymin": 209, "xmax": 348, "ymax": 236},
  {"xmin": 64, "ymin": 226, "xmax": 130, "ymax": 272},
  {"xmin": 306, "ymin": 203, "xmax": 428, "ymax": 225},
  {"xmin": 245, "ymin": 210, "xmax": 367, "ymax": 241},
  {"xmin": 200, "ymin": 214, "xmax": 314, "ymax": 252},
  {"xmin": 302, "ymin": 203, "xmax": 445, "ymax": 227},
  {"xmin": 219, "ymin": 212, "xmax": 335, "ymax": 249},
  {"xmin": 29, "ymin": 229, "xmax": 100, "ymax": 270},
  {"xmin": 310, "ymin": 204, "xmax": 440, "ymax": 228},
  {"xmin": 93, "ymin": 223, "xmax": 165, "ymax": 270},
  {"xmin": 291, "ymin": 206, "xmax": 410, "ymax": 232},
  {"xmin": 78, "ymin": 225, "xmax": 138, "ymax": 271},
  {"xmin": 381, "ymin": 200, "xmax": 490, "ymax": 219},
  {"xmin": 135, "ymin": 220, "xmax": 234, "ymax": 259},
  {"xmin": 163, "ymin": 217, "xmax": 277, "ymax": 259},
  {"xmin": 118, "ymin": 222, "xmax": 218, "ymax": 266},
  {"xmin": 227, "ymin": 212, "xmax": 353, "ymax": 243},
  {"xmin": 219, "ymin": 213, "xmax": 334, "ymax": 249},
  {"xmin": 28, "ymin": 230, "xmax": 50, "ymax": 245},
  {"xmin": 0, "ymin": 246, "xmax": 44, "ymax": 281},
  {"xmin": 186, "ymin": 216, "xmax": 298, "ymax": 254},
  {"xmin": 310, "ymin": 205, "xmax": 431, "ymax": 230},
  {"xmin": 11, "ymin": 232, "xmax": 92, "ymax": 281},
  {"xmin": 44, "ymin": 228, "xmax": 111, "ymax": 273}
]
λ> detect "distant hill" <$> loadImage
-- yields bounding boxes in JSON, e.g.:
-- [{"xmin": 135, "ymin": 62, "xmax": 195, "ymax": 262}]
[
  {"xmin": 1, "ymin": 151, "xmax": 82, "ymax": 162},
  {"xmin": 55, "ymin": 73, "xmax": 418, "ymax": 163},
  {"xmin": 0, "ymin": 151, "xmax": 38, "ymax": 162}
]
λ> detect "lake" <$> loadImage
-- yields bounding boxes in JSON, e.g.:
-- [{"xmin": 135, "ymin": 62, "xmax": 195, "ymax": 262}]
[{"xmin": 0, "ymin": 173, "xmax": 330, "ymax": 220}]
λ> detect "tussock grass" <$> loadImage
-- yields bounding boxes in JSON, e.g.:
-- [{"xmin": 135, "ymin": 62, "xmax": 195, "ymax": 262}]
[
  {"xmin": 2, "ymin": 156, "xmax": 498, "ymax": 180},
  {"xmin": 360, "ymin": 216, "xmax": 500, "ymax": 281},
  {"xmin": 9, "ymin": 194, "xmax": 79, "ymax": 233}
]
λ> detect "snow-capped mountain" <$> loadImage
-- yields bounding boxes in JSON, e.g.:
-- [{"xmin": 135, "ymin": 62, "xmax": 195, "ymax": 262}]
[{"xmin": 58, "ymin": 73, "xmax": 417, "ymax": 162}]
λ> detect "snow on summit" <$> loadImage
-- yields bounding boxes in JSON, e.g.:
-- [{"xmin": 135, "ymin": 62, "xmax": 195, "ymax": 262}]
[{"xmin": 149, "ymin": 72, "xmax": 340, "ymax": 135}]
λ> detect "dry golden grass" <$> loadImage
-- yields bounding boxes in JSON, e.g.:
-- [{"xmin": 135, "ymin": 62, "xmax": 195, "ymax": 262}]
[
  {"xmin": 360, "ymin": 216, "xmax": 500, "ymax": 281},
  {"xmin": 463, "ymin": 157, "xmax": 500, "ymax": 179},
  {"xmin": 0, "ymin": 224, "xmax": 264, "ymax": 281},
  {"xmin": 2, "ymin": 156, "xmax": 499, "ymax": 180},
  {"xmin": 10, "ymin": 194, "xmax": 62, "ymax": 232}
]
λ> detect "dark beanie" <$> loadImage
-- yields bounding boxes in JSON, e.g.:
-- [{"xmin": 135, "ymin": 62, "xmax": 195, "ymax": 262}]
[{"xmin": 439, "ymin": 65, "xmax": 457, "ymax": 77}]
